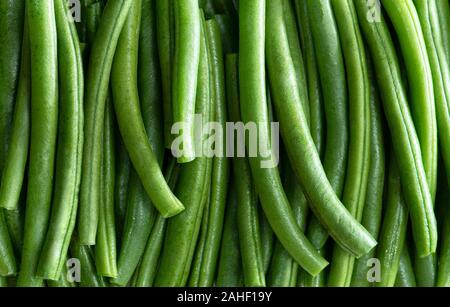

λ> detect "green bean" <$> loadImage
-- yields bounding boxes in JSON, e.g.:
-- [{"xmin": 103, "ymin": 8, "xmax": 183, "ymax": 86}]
[
  {"xmin": 294, "ymin": 0, "xmax": 325, "ymax": 158},
  {"xmin": 327, "ymin": 0, "xmax": 371, "ymax": 287},
  {"xmin": 213, "ymin": 14, "xmax": 238, "ymax": 54},
  {"xmin": 216, "ymin": 184, "xmax": 243, "ymax": 287},
  {"xmin": 225, "ymin": 54, "xmax": 266, "ymax": 287},
  {"xmin": 70, "ymin": 234, "xmax": 107, "ymax": 287},
  {"xmin": 171, "ymin": 0, "xmax": 201, "ymax": 163},
  {"xmin": 154, "ymin": 12, "xmax": 212, "ymax": 286},
  {"xmin": 4, "ymin": 203, "xmax": 24, "ymax": 257},
  {"xmin": 155, "ymin": 0, "xmax": 174, "ymax": 148},
  {"xmin": 111, "ymin": 0, "xmax": 183, "ymax": 220},
  {"xmin": 0, "ymin": 276, "xmax": 7, "ymax": 287},
  {"xmin": 95, "ymin": 95, "xmax": 117, "ymax": 278},
  {"xmin": 0, "ymin": 210, "xmax": 16, "ymax": 277},
  {"xmin": 266, "ymin": 0, "xmax": 375, "ymax": 260},
  {"xmin": 241, "ymin": 0, "xmax": 328, "ymax": 276},
  {"xmin": 414, "ymin": 253, "xmax": 437, "ymax": 287},
  {"xmin": 47, "ymin": 257, "xmax": 77, "ymax": 288},
  {"xmin": 436, "ymin": 0, "xmax": 450, "ymax": 63},
  {"xmin": 85, "ymin": 2, "xmax": 102, "ymax": 46},
  {"xmin": 36, "ymin": 0, "xmax": 84, "ymax": 281},
  {"xmin": 305, "ymin": 0, "xmax": 349, "ymax": 249},
  {"xmin": 0, "ymin": 9, "xmax": 29, "ymax": 212},
  {"xmin": 297, "ymin": 247, "xmax": 328, "ymax": 287},
  {"xmin": 395, "ymin": 245, "xmax": 417, "ymax": 287},
  {"xmin": 414, "ymin": 0, "xmax": 450, "ymax": 211},
  {"xmin": 351, "ymin": 58, "xmax": 386, "ymax": 287},
  {"xmin": 437, "ymin": 171, "xmax": 450, "ymax": 287},
  {"xmin": 355, "ymin": 0, "xmax": 437, "ymax": 258},
  {"xmin": 376, "ymin": 157, "xmax": 409, "ymax": 287},
  {"xmin": 79, "ymin": 0, "xmax": 133, "ymax": 245},
  {"xmin": 192, "ymin": 19, "xmax": 230, "ymax": 287},
  {"xmin": 0, "ymin": 0, "xmax": 24, "ymax": 177},
  {"xmin": 114, "ymin": 139, "xmax": 130, "ymax": 239},
  {"xmin": 134, "ymin": 159, "xmax": 180, "ymax": 287},
  {"xmin": 17, "ymin": 0, "xmax": 58, "ymax": 287},
  {"xmin": 112, "ymin": 0, "xmax": 165, "ymax": 286}
]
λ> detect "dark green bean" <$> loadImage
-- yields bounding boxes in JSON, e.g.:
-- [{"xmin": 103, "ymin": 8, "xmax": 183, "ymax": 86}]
[
  {"xmin": 0, "ymin": 6, "xmax": 29, "ymax": 211},
  {"xmin": 216, "ymin": 184, "xmax": 243, "ymax": 287},
  {"xmin": 0, "ymin": 210, "xmax": 16, "ymax": 277},
  {"xmin": 17, "ymin": 0, "xmax": 59, "ymax": 287},
  {"xmin": 213, "ymin": 14, "xmax": 238, "ymax": 54},
  {"xmin": 395, "ymin": 245, "xmax": 417, "ymax": 287},
  {"xmin": 376, "ymin": 157, "xmax": 409, "ymax": 287},
  {"xmin": 113, "ymin": 138, "xmax": 130, "ymax": 239},
  {"xmin": 79, "ymin": 0, "xmax": 133, "ymax": 245},
  {"xmin": 155, "ymin": 0, "xmax": 174, "ymax": 148},
  {"xmin": 305, "ymin": 0, "xmax": 349, "ymax": 249}
]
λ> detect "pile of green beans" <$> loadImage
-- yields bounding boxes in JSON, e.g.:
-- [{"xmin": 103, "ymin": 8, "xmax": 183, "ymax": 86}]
[{"xmin": 0, "ymin": 0, "xmax": 449, "ymax": 288}]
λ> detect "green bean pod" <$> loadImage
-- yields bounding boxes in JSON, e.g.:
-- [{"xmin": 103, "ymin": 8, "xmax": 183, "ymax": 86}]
[
  {"xmin": 95, "ymin": 95, "xmax": 117, "ymax": 278},
  {"xmin": 155, "ymin": 0, "xmax": 174, "ymax": 148},
  {"xmin": 171, "ymin": 0, "xmax": 201, "ymax": 163},
  {"xmin": 414, "ymin": 0, "xmax": 450, "ymax": 212},
  {"xmin": 351, "ymin": 58, "xmax": 386, "ymax": 287},
  {"xmin": 241, "ymin": 0, "xmax": 328, "ymax": 276},
  {"xmin": 213, "ymin": 14, "xmax": 238, "ymax": 54},
  {"xmin": 216, "ymin": 184, "xmax": 243, "ymax": 287},
  {"xmin": 111, "ymin": 0, "xmax": 183, "ymax": 220},
  {"xmin": 47, "ymin": 257, "xmax": 77, "ymax": 288},
  {"xmin": 0, "ymin": 0, "xmax": 24, "ymax": 176},
  {"xmin": 4, "ymin": 204, "xmax": 24, "ymax": 257},
  {"xmin": 266, "ymin": 0, "xmax": 375, "ymax": 260},
  {"xmin": 355, "ymin": 0, "xmax": 436, "ymax": 258},
  {"xmin": 193, "ymin": 19, "xmax": 230, "ymax": 287},
  {"xmin": 111, "ymin": 0, "xmax": 165, "ymax": 286},
  {"xmin": 327, "ymin": 0, "xmax": 371, "ymax": 287},
  {"xmin": 154, "ymin": 12, "xmax": 212, "ymax": 286},
  {"xmin": 79, "ymin": 0, "xmax": 133, "ymax": 245},
  {"xmin": 437, "ymin": 172, "xmax": 450, "ymax": 287},
  {"xmin": 305, "ymin": 0, "xmax": 349, "ymax": 249},
  {"xmin": 36, "ymin": 0, "xmax": 84, "ymax": 281},
  {"xmin": 113, "ymin": 139, "xmax": 130, "ymax": 239},
  {"xmin": 395, "ymin": 245, "xmax": 417, "ymax": 287},
  {"xmin": 0, "ymin": 210, "xmax": 16, "ymax": 277},
  {"xmin": 294, "ymin": 0, "xmax": 325, "ymax": 157},
  {"xmin": 0, "ymin": 276, "xmax": 7, "ymax": 287},
  {"xmin": 376, "ymin": 158, "xmax": 409, "ymax": 287},
  {"xmin": 134, "ymin": 159, "xmax": 180, "ymax": 287},
  {"xmin": 225, "ymin": 54, "xmax": 266, "ymax": 287},
  {"xmin": 17, "ymin": 0, "xmax": 59, "ymax": 287},
  {"xmin": 0, "ymin": 8, "xmax": 29, "ymax": 212}
]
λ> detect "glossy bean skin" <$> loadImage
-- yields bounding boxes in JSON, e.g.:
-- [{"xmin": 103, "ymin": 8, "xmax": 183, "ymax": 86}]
[
  {"xmin": 95, "ymin": 95, "xmax": 117, "ymax": 278},
  {"xmin": 17, "ymin": 0, "xmax": 59, "ymax": 287},
  {"xmin": 0, "ymin": 2, "xmax": 29, "ymax": 211},
  {"xmin": 395, "ymin": 246, "xmax": 417, "ymax": 287},
  {"xmin": 155, "ymin": 0, "xmax": 174, "ymax": 148},
  {"xmin": 172, "ymin": 0, "xmax": 201, "ymax": 163},
  {"xmin": 195, "ymin": 19, "xmax": 230, "ymax": 287},
  {"xmin": 154, "ymin": 13, "xmax": 212, "ymax": 286},
  {"xmin": 241, "ymin": 0, "xmax": 328, "ymax": 277},
  {"xmin": 266, "ymin": 0, "xmax": 375, "ymax": 260},
  {"xmin": 216, "ymin": 185, "xmax": 243, "ymax": 287},
  {"xmin": 436, "ymin": 0, "xmax": 450, "ymax": 63},
  {"xmin": 351, "ymin": 59, "xmax": 386, "ymax": 287},
  {"xmin": 376, "ymin": 158, "xmax": 409, "ymax": 287},
  {"xmin": 79, "ymin": 0, "xmax": 133, "ymax": 245},
  {"xmin": 226, "ymin": 54, "xmax": 266, "ymax": 287},
  {"xmin": 37, "ymin": 0, "xmax": 84, "ymax": 281},
  {"xmin": 355, "ymin": 0, "xmax": 436, "ymax": 258},
  {"xmin": 327, "ymin": 0, "xmax": 371, "ymax": 287},
  {"xmin": 111, "ymin": 0, "xmax": 165, "ymax": 286},
  {"xmin": 111, "ymin": 0, "xmax": 183, "ymax": 220},
  {"xmin": 305, "ymin": 0, "xmax": 349, "ymax": 249}
]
